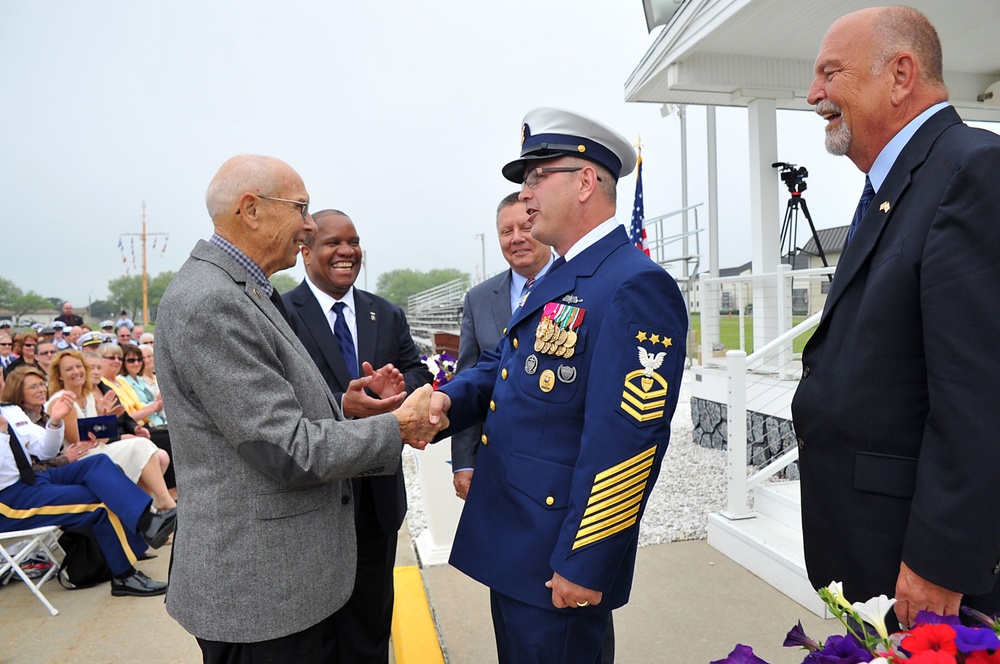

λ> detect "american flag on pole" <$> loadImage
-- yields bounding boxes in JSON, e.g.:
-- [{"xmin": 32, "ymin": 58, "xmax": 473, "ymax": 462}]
[{"xmin": 629, "ymin": 154, "xmax": 649, "ymax": 256}]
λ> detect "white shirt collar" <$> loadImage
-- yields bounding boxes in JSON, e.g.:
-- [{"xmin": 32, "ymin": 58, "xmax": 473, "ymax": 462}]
[
  {"xmin": 305, "ymin": 277, "xmax": 355, "ymax": 315},
  {"xmin": 562, "ymin": 216, "xmax": 620, "ymax": 262}
]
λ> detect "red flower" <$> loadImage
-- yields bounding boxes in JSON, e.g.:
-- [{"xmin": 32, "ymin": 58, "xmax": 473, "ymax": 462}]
[
  {"xmin": 902, "ymin": 624, "xmax": 958, "ymax": 656},
  {"xmin": 907, "ymin": 653, "xmax": 957, "ymax": 664},
  {"xmin": 967, "ymin": 652, "xmax": 1000, "ymax": 664}
]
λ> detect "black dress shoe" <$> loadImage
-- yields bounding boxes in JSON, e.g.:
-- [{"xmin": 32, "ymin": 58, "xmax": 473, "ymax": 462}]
[
  {"xmin": 111, "ymin": 570, "xmax": 167, "ymax": 597},
  {"xmin": 142, "ymin": 507, "xmax": 177, "ymax": 549}
]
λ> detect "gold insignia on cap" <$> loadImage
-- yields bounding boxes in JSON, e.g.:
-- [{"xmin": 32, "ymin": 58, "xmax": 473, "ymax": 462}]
[
  {"xmin": 879, "ymin": 201, "xmax": 891, "ymax": 213},
  {"xmin": 521, "ymin": 123, "xmax": 527, "ymax": 146},
  {"xmin": 573, "ymin": 445, "xmax": 657, "ymax": 550},
  {"xmin": 577, "ymin": 145, "xmax": 586, "ymax": 153}
]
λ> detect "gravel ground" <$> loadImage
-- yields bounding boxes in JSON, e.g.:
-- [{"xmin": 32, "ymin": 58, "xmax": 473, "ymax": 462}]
[{"xmin": 403, "ymin": 370, "xmax": 728, "ymax": 546}]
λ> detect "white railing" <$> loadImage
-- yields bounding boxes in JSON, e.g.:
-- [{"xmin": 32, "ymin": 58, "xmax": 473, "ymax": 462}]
[
  {"xmin": 721, "ymin": 311, "xmax": 821, "ymax": 520},
  {"xmin": 697, "ymin": 263, "xmax": 835, "ymax": 367}
]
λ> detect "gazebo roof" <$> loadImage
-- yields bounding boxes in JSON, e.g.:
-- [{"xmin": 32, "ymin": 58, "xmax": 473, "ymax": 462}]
[{"xmin": 626, "ymin": 0, "xmax": 1000, "ymax": 121}]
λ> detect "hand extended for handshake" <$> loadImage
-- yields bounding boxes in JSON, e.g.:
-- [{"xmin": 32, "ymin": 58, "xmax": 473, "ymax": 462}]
[{"xmin": 392, "ymin": 385, "xmax": 448, "ymax": 449}]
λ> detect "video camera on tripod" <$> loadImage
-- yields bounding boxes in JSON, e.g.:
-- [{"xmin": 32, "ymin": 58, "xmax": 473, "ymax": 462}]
[
  {"xmin": 772, "ymin": 161, "xmax": 830, "ymax": 272},
  {"xmin": 772, "ymin": 162, "xmax": 809, "ymax": 195}
]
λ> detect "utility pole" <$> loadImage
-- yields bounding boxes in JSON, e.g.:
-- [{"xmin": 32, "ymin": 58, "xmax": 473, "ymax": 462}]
[
  {"xmin": 475, "ymin": 233, "xmax": 486, "ymax": 283},
  {"xmin": 120, "ymin": 202, "xmax": 169, "ymax": 325}
]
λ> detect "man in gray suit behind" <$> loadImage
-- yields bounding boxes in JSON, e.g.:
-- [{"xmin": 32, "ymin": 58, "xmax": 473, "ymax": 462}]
[
  {"xmin": 451, "ymin": 192, "xmax": 552, "ymax": 500},
  {"xmin": 156, "ymin": 154, "xmax": 446, "ymax": 662}
]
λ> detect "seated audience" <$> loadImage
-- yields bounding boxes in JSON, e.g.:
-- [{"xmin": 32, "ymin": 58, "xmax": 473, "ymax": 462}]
[
  {"xmin": 34, "ymin": 339, "xmax": 57, "ymax": 377},
  {"xmin": 51, "ymin": 322, "xmax": 70, "ymax": 350},
  {"xmin": 97, "ymin": 343, "xmax": 163, "ymax": 425},
  {"xmin": 4, "ymin": 332, "xmax": 40, "ymax": 378},
  {"xmin": 117, "ymin": 326, "xmax": 134, "ymax": 347},
  {"xmin": 47, "ymin": 349, "xmax": 176, "ymax": 511},
  {"xmin": 97, "ymin": 344, "xmax": 174, "ymax": 493},
  {"xmin": 138, "ymin": 344, "xmax": 159, "ymax": 398},
  {"xmin": 0, "ymin": 333, "xmax": 13, "ymax": 371},
  {"xmin": 65, "ymin": 326, "xmax": 84, "ymax": 350},
  {"xmin": 0, "ymin": 394, "xmax": 173, "ymax": 597},
  {"xmin": 122, "ymin": 345, "xmax": 166, "ymax": 428}
]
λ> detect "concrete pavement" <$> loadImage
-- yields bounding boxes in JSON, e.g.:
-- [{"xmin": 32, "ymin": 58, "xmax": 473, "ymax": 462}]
[{"xmin": 1, "ymin": 527, "xmax": 835, "ymax": 663}]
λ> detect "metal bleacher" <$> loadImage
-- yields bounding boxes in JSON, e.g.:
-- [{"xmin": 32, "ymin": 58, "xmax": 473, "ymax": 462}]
[{"xmin": 406, "ymin": 277, "xmax": 467, "ymax": 349}]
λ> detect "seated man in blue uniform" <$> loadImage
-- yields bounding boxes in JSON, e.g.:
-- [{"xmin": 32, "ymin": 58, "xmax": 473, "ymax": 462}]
[
  {"xmin": 429, "ymin": 107, "xmax": 688, "ymax": 663},
  {"xmin": 0, "ymin": 392, "xmax": 175, "ymax": 596}
]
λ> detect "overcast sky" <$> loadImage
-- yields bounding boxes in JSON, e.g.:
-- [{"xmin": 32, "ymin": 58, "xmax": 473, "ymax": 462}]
[{"xmin": 0, "ymin": 1, "xmax": 907, "ymax": 310}]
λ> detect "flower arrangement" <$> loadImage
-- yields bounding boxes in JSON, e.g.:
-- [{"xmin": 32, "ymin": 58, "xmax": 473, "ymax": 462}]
[
  {"xmin": 712, "ymin": 581, "xmax": 1000, "ymax": 664},
  {"xmin": 422, "ymin": 352, "xmax": 456, "ymax": 389}
]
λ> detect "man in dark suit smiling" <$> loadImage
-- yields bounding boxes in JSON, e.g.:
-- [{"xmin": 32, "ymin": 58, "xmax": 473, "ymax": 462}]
[
  {"xmin": 792, "ymin": 6, "xmax": 1000, "ymax": 629},
  {"xmin": 284, "ymin": 209, "xmax": 432, "ymax": 663}
]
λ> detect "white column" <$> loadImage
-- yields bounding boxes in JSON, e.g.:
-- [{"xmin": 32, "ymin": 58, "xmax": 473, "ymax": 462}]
[{"xmin": 747, "ymin": 99, "xmax": 781, "ymax": 352}]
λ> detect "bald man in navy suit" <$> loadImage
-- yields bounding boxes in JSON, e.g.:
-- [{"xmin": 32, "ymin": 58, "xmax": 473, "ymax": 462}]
[{"xmin": 284, "ymin": 209, "xmax": 432, "ymax": 663}]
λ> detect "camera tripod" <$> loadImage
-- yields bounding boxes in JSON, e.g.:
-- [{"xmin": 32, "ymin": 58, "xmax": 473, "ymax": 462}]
[{"xmin": 773, "ymin": 162, "xmax": 830, "ymax": 274}]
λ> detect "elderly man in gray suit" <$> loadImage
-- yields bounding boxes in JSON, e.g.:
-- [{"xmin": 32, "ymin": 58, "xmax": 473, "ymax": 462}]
[
  {"xmin": 451, "ymin": 192, "xmax": 552, "ymax": 500},
  {"xmin": 156, "ymin": 154, "xmax": 445, "ymax": 663}
]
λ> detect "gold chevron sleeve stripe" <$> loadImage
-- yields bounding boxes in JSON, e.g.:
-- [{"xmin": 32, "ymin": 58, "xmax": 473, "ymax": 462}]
[
  {"xmin": 620, "ymin": 401, "xmax": 665, "ymax": 422},
  {"xmin": 620, "ymin": 390, "xmax": 666, "ymax": 411},
  {"xmin": 0, "ymin": 500, "xmax": 137, "ymax": 565},
  {"xmin": 593, "ymin": 445, "xmax": 657, "ymax": 484},
  {"xmin": 573, "ymin": 508, "xmax": 642, "ymax": 550},
  {"xmin": 579, "ymin": 490, "xmax": 645, "ymax": 529},
  {"xmin": 574, "ymin": 516, "xmax": 640, "ymax": 549},
  {"xmin": 577, "ymin": 502, "xmax": 642, "ymax": 539},
  {"xmin": 587, "ymin": 465, "xmax": 651, "ymax": 507}
]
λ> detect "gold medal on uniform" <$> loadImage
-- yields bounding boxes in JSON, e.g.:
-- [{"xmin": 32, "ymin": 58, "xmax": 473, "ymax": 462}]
[{"xmin": 539, "ymin": 369, "xmax": 555, "ymax": 393}]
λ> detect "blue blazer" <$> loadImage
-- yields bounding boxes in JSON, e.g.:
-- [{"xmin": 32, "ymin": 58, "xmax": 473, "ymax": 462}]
[
  {"xmin": 284, "ymin": 281, "xmax": 432, "ymax": 535},
  {"xmin": 441, "ymin": 225, "xmax": 687, "ymax": 611},
  {"xmin": 793, "ymin": 106, "xmax": 1000, "ymax": 614}
]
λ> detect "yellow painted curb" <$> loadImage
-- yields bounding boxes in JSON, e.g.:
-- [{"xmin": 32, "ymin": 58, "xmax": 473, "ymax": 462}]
[{"xmin": 392, "ymin": 565, "xmax": 445, "ymax": 664}]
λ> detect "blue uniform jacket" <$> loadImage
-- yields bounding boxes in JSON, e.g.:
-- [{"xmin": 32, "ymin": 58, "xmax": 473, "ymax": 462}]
[{"xmin": 441, "ymin": 225, "xmax": 687, "ymax": 612}]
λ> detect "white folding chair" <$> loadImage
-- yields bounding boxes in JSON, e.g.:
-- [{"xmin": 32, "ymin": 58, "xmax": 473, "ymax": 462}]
[{"xmin": 0, "ymin": 525, "xmax": 65, "ymax": 616}]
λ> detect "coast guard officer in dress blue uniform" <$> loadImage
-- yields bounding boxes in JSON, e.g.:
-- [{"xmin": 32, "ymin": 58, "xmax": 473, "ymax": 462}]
[{"xmin": 429, "ymin": 107, "xmax": 688, "ymax": 663}]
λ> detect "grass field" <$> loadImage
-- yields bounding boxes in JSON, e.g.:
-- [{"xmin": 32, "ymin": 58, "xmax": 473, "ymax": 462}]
[{"xmin": 688, "ymin": 313, "xmax": 814, "ymax": 356}]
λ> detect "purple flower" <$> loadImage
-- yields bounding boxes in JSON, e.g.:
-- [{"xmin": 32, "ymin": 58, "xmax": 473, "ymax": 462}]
[
  {"xmin": 784, "ymin": 621, "xmax": 822, "ymax": 651},
  {"xmin": 710, "ymin": 644, "xmax": 770, "ymax": 664},
  {"xmin": 803, "ymin": 634, "xmax": 871, "ymax": 664},
  {"xmin": 953, "ymin": 625, "xmax": 1000, "ymax": 652},
  {"xmin": 916, "ymin": 611, "xmax": 960, "ymax": 627}
]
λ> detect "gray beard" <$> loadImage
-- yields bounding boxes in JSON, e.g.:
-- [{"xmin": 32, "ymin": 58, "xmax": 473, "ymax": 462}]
[{"xmin": 825, "ymin": 122, "xmax": 851, "ymax": 156}]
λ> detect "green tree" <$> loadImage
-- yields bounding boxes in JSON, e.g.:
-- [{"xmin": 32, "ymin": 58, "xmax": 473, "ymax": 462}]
[
  {"xmin": 269, "ymin": 272, "xmax": 299, "ymax": 294},
  {"xmin": 106, "ymin": 271, "xmax": 176, "ymax": 323},
  {"xmin": 0, "ymin": 276, "xmax": 23, "ymax": 310},
  {"xmin": 376, "ymin": 268, "xmax": 469, "ymax": 307},
  {"xmin": 107, "ymin": 275, "xmax": 144, "ymax": 317},
  {"xmin": 9, "ymin": 291, "xmax": 54, "ymax": 321},
  {"xmin": 89, "ymin": 299, "xmax": 115, "ymax": 320}
]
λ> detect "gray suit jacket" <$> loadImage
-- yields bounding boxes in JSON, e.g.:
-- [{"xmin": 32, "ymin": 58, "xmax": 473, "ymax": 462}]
[
  {"xmin": 450, "ymin": 270, "xmax": 512, "ymax": 470},
  {"xmin": 156, "ymin": 240, "xmax": 403, "ymax": 643}
]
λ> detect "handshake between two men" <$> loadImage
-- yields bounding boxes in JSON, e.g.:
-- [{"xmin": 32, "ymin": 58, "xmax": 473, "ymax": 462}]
[{"xmin": 342, "ymin": 360, "xmax": 448, "ymax": 449}]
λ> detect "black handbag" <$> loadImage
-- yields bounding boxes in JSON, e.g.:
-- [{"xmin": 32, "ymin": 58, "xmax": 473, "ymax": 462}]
[{"xmin": 57, "ymin": 529, "xmax": 113, "ymax": 589}]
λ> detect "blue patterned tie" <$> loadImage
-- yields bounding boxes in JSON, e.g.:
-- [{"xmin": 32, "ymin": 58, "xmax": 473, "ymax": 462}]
[
  {"xmin": 332, "ymin": 302, "xmax": 358, "ymax": 380},
  {"xmin": 845, "ymin": 176, "xmax": 875, "ymax": 248}
]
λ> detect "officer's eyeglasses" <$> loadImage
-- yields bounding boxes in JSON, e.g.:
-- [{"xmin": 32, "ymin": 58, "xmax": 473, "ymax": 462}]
[{"xmin": 522, "ymin": 167, "xmax": 602, "ymax": 189}]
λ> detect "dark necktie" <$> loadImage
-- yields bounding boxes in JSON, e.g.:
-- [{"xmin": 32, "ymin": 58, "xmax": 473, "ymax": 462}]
[
  {"xmin": 845, "ymin": 176, "xmax": 875, "ymax": 248},
  {"xmin": 269, "ymin": 289, "xmax": 290, "ymax": 324},
  {"xmin": 332, "ymin": 302, "xmax": 359, "ymax": 380},
  {"xmin": 3, "ymin": 408, "xmax": 36, "ymax": 485}
]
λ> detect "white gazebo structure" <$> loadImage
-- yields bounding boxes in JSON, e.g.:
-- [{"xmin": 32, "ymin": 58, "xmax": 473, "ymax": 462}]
[{"xmin": 627, "ymin": 0, "xmax": 1000, "ymax": 613}]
